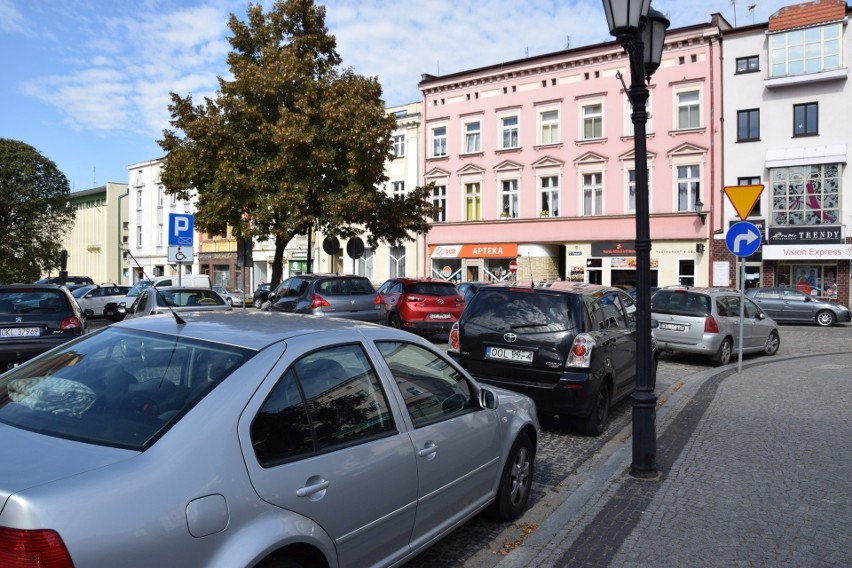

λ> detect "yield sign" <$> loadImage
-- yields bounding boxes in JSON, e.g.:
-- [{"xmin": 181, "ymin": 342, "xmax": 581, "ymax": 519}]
[{"xmin": 723, "ymin": 184, "xmax": 764, "ymax": 220}]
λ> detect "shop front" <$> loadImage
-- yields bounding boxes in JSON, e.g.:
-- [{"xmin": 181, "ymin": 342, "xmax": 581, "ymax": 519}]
[
  {"xmin": 567, "ymin": 241, "xmax": 706, "ymax": 289},
  {"xmin": 429, "ymin": 243, "xmax": 519, "ymax": 283},
  {"xmin": 761, "ymin": 242, "xmax": 850, "ymax": 305}
]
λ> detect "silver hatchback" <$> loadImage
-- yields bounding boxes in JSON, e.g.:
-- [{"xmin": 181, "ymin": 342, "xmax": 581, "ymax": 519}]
[
  {"xmin": 0, "ymin": 312, "xmax": 538, "ymax": 567},
  {"xmin": 652, "ymin": 287, "xmax": 780, "ymax": 366}
]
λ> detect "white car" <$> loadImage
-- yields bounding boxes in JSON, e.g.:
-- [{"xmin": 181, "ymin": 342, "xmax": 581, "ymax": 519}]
[{"xmin": 71, "ymin": 284, "xmax": 131, "ymax": 318}]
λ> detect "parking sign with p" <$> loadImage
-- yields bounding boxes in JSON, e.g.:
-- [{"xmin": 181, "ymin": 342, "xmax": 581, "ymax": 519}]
[{"xmin": 169, "ymin": 214, "xmax": 194, "ymax": 246}]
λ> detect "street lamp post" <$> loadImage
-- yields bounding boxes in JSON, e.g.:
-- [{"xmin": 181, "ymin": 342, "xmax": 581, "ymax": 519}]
[{"xmin": 601, "ymin": 0, "xmax": 669, "ymax": 478}]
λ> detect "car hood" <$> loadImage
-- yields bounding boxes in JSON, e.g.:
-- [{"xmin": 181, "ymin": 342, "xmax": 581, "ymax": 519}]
[{"xmin": 0, "ymin": 423, "xmax": 135, "ymax": 514}]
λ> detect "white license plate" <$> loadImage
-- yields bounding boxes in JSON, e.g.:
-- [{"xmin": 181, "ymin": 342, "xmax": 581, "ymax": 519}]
[
  {"xmin": 486, "ymin": 346, "xmax": 534, "ymax": 363},
  {"xmin": 1, "ymin": 327, "xmax": 41, "ymax": 338},
  {"xmin": 659, "ymin": 322, "xmax": 686, "ymax": 332},
  {"xmin": 429, "ymin": 313, "xmax": 452, "ymax": 319}
]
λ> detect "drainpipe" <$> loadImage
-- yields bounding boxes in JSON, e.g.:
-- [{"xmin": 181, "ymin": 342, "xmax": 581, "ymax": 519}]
[
  {"xmin": 709, "ymin": 34, "xmax": 719, "ymax": 286},
  {"xmin": 117, "ymin": 189, "xmax": 129, "ymax": 283}
]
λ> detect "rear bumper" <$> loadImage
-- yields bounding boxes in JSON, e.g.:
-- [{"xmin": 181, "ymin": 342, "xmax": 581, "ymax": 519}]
[
  {"xmin": 402, "ymin": 319, "xmax": 457, "ymax": 333},
  {"xmin": 0, "ymin": 336, "xmax": 80, "ymax": 369}
]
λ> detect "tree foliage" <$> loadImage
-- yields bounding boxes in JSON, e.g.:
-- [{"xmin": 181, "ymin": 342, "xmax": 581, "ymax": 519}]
[
  {"xmin": 0, "ymin": 139, "xmax": 74, "ymax": 284},
  {"xmin": 159, "ymin": 0, "xmax": 435, "ymax": 286}
]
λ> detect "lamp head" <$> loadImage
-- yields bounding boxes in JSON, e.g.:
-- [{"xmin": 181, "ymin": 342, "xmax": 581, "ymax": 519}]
[{"xmin": 602, "ymin": 0, "xmax": 650, "ymax": 38}]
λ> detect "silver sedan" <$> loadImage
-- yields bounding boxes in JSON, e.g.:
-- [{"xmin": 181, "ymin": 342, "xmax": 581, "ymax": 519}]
[{"xmin": 0, "ymin": 312, "xmax": 539, "ymax": 568}]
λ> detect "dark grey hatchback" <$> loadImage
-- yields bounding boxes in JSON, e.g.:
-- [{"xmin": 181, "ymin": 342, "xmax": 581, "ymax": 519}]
[
  {"xmin": 448, "ymin": 281, "xmax": 646, "ymax": 436},
  {"xmin": 264, "ymin": 274, "xmax": 383, "ymax": 323}
]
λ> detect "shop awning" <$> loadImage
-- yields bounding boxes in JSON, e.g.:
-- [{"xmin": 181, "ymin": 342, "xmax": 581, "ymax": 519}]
[{"xmin": 429, "ymin": 243, "xmax": 518, "ymax": 258}]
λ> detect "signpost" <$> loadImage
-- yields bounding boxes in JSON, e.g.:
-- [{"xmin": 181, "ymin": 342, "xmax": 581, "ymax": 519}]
[
  {"xmin": 723, "ymin": 185, "xmax": 765, "ymax": 373},
  {"xmin": 508, "ymin": 259, "xmax": 518, "ymax": 274},
  {"xmin": 168, "ymin": 214, "xmax": 195, "ymax": 286}
]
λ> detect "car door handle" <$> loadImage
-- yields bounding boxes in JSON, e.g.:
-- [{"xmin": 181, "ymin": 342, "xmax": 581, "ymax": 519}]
[
  {"xmin": 418, "ymin": 441, "xmax": 438, "ymax": 459},
  {"xmin": 296, "ymin": 478, "xmax": 330, "ymax": 498}
]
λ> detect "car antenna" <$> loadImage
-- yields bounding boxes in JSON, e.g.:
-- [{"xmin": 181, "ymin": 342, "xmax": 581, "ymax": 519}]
[
  {"xmin": 527, "ymin": 253, "xmax": 535, "ymax": 289},
  {"xmin": 124, "ymin": 249, "xmax": 186, "ymax": 325}
]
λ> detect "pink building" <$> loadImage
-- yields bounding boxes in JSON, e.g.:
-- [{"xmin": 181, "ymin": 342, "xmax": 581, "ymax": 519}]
[{"xmin": 419, "ymin": 15, "xmax": 730, "ymax": 288}]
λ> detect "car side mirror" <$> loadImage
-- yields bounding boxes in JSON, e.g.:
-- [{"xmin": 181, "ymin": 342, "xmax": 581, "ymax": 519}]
[{"xmin": 479, "ymin": 388, "xmax": 497, "ymax": 410}]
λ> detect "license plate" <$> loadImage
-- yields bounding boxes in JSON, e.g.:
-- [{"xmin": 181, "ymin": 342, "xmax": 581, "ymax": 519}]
[
  {"xmin": 659, "ymin": 322, "xmax": 686, "ymax": 332},
  {"xmin": 486, "ymin": 346, "xmax": 533, "ymax": 363},
  {"xmin": 1, "ymin": 327, "xmax": 41, "ymax": 338},
  {"xmin": 429, "ymin": 313, "xmax": 452, "ymax": 319}
]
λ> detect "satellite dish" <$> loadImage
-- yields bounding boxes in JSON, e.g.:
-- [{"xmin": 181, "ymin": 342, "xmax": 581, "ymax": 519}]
[
  {"xmin": 322, "ymin": 236, "xmax": 340, "ymax": 255},
  {"xmin": 346, "ymin": 237, "xmax": 365, "ymax": 259}
]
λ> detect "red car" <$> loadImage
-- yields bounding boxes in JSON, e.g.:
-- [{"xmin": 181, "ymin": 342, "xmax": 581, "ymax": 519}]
[{"xmin": 376, "ymin": 278, "xmax": 465, "ymax": 334}]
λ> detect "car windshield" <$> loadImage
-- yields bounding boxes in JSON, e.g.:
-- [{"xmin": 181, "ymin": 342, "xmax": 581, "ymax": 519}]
[
  {"xmin": 651, "ymin": 291, "xmax": 712, "ymax": 316},
  {"xmin": 127, "ymin": 281, "xmax": 153, "ymax": 297},
  {"xmin": 72, "ymin": 286, "xmax": 93, "ymax": 298},
  {"xmin": 0, "ymin": 327, "xmax": 254, "ymax": 451},
  {"xmin": 0, "ymin": 290, "xmax": 67, "ymax": 314},
  {"xmin": 316, "ymin": 278, "xmax": 375, "ymax": 296},
  {"xmin": 405, "ymin": 282, "xmax": 459, "ymax": 296}
]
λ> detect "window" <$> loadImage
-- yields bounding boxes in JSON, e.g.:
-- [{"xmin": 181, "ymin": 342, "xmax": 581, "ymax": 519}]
[
  {"xmin": 389, "ymin": 246, "xmax": 405, "ymax": 278},
  {"xmin": 392, "ymin": 181, "xmax": 405, "ymax": 197},
  {"xmin": 540, "ymin": 176, "xmax": 559, "ymax": 216},
  {"xmin": 136, "ymin": 226, "xmax": 142, "ymax": 248},
  {"xmin": 583, "ymin": 173, "xmax": 603, "ymax": 215},
  {"xmin": 464, "ymin": 182, "xmax": 481, "ymax": 221},
  {"xmin": 628, "ymin": 169, "xmax": 636, "ymax": 212},
  {"xmin": 251, "ymin": 344, "xmax": 395, "ymax": 466},
  {"xmin": 539, "ymin": 109, "xmax": 559, "ymax": 145},
  {"xmin": 170, "ymin": 193, "xmax": 177, "ymax": 206},
  {"xmin": 677, "ymin": 259, "xmax": 696, "ymax": 287},
  {"xmin": 432, "ymin": 126, "xmax": 447, "ymax": 157},
  {"xmin": 392, "ymin": 135, "xmax": 405, "ymax": 157},
  {"xmin": 582, "ymin": 103, "xmax": 603, "ymax": 140},
  {"xmin": 770, "ymin": 164, "xmax": 839, "ymax": 226},
  {"xmin": 501, "ymin": 179, "xmax": 519, "ymax": 218},
  {"xmin": 157, "ymin": 184, "xmax": 164, "ymax": 208},
  {"xmin": 136, "ymin": 189, "xmax": 142, "ymax": 210},
  {"xmin": 677, "ymin": 90, "xmax": 700, "ymax": 130},
  {"xmin": 737, "ymin": 109, "xmax": 760, "ymax": 142},
  {"xmin": 356, "ymin": 247, "xmax": 374, "ymax": 279},
  {"xmin": 501, "ymin": 115, "xmax": 519, "ymax": 149},
  {"xmin": 626, "ymin": 96, "xmax": 651, "ymax": 136},
  {"xmin": 736, "ymin": 55, "xmax": 759, "ymax": 73},
  {"xmin": 431, "ymin": 185, "xmax": 446, "ymax": 222},
  {"xmin": 738, "ymin": 176, "xmax": 762, "ymax": 217},
  {"xmin": 769, "ymin": 24, "xmax": 841, "ymax": 78},
  {"xmin": 677, "ymin": 165, "xmax": 700, "ymax": 212},
  {"xmin": 464, "ymin": 120, "xmax": 481, "ymax": 153},
  {"xmin": 793, "ymin": 102, "xmax": 818, "ymax": 136},
  {"xmin": 375, "ymin": 341, "xmax": 473, "ymax": 428},
  {"xmin": 157, "ymin": 224, "xmax": 163, "ymax": 247}
]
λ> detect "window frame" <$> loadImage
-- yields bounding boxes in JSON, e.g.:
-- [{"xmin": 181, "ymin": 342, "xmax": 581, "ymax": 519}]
[
  {"xmin": 769, "ymin": 23, "xmax": 841, "ymax": 78},
  {"xmin": 463, "ymin": 118, "xmax": 482, "ymax": 154},
  {"xmin": 676, "ymin": 89, "xmax": 701, "ymax": 130},
  {"xmin": 392, "ymin": 134, "xmax": 405, "ymax": 158},
  {"xmin": 737, "ymin": 109, "xmax": 760, "ymax": 142},
  {"xmin": 793, "ymin": 102, "xmax": 818, "ymax": 137},
  {"xmin": 581, "ymin": 101, "xmax": 603, "ymax": 140},
  {"xmin": 431, "ymin": 184, "xmax": 447, "ymax": 223},
  {"xmin": 464, "ymin": 181, "xmax": 481, "ymax": 221},
  {"xmin": 537, "ymin": 106, "xmax": 560, "ymax": 146},
  {"xmin": 431, "ymin": 125, "xmax": 447, "ymax": 158},
  {"xmin": 500, "ymin": 114, "xmax": 519, "ymax": 149},
  {"xmin": 582, "ymin": 172, "xmax": 603, "ymax": 216},
  {"xmin": 539, "ymin": 175, "xmax": 560, "ymax": 217},
  {"xmin": 735, "ymin": 55, "xmax": 760, "ymax": 74},
  {"xmin": 500, "ymin": 178, "xmax": 519, "ymax": 219},
  {"xmin": 676, "ymin": 164, "xmax": 701, "ymax": 213}
]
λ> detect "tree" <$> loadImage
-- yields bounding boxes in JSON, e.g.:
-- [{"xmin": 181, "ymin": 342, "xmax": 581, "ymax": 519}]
[
  {"xmin": 159, "ymin": 0, "xmax": 435, "ymax": 286},
  {"xmin": 0, "ymin": 139, "xmax": 75, "ymax": 284}
]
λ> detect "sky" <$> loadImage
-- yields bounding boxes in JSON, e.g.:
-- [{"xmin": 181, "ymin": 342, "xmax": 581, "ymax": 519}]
[{"xmin": 1, "ymin": 0, "xmax": 793, "ymax": 192}]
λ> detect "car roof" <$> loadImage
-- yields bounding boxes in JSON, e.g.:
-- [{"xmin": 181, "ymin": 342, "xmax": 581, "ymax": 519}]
[
  {"xmin": 479, "ymin": 280, "xmax": 623, "ymax": 296},
  {"xmin": 112, "ymin": 311, "xmax": 390, "ymax": 351},
  {"xmin": 0, "ymin": 284, "xmax": 68, "ymax": 291}
]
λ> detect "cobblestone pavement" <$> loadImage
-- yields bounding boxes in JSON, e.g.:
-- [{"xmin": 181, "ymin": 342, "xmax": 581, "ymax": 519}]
[{"xmin": 403, "ymin": 322, "xmax": 852, "ymax": 568}]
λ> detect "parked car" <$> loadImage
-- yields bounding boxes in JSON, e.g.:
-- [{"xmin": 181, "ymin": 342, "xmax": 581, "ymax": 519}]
[
  {"xmin": 72, "ymin": 284, "xmax": 132, "ymax": 318},
  {"xmin": 212, "ymin": 285, "xmax": 252, "ymax": 307},
  {"xmin": 0, "ymin": 284, "xmax": 86, "ymax": 370},
  {"xmin": 124, "ymin": 287, "xmax": 231, "ymax": 319},
  {"xmin": 252, "ymin": 282, "xmax": 272, "ymax": 308},
  {"xmin": 264, "ymin": 274, "xmax": 383, "ymax": 323},
  {"xmin": 377, "ymin": 278, "xmax": 465, "ymax": 335},
  {"xmin": 105, "ymin": 275, "xmax": 212, "ymax": 322},
  {"xmin": 449, "ymin": 281, "xmax": 649, "ymax": 436},
  {"xmin": 0, "ymin": 312, "xmax": 539, "ymax": 568},
  {"xmin": 455, "ymin": 281, "xmax": 491, "ymax": 305},
  {"xmin": 35, "ymin": 275, "xmax": 94, "ymax": 287},
  {"xmin": 652, "ymin": 287, "xmax": 780, "ymax": 366},
  {"xmin": 744, "ymin": 287, "xmax": 851, "ymax": 327}
]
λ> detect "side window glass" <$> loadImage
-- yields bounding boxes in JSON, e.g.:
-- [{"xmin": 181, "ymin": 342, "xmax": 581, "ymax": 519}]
[
  {"xmin": 376, "ymin": 341, "xmax": 474, "ymax": 428},
  {"xmin": 251, "ymin": 344, "xmax": 395, "ymax": 467},
  {"xmin": 743, "ymin": 298, "xmax": 759, "ymax": 319},
  {"xmin": 590, "ymin": 293, "xmax": 625, "ymax": 330},
  {"xmin": 783, "ymin": 290, "xmax": 806, "ymax": 302},
  {"xmin": 619, "ymin": 293, "xmax": 638, "ymax": 324}
]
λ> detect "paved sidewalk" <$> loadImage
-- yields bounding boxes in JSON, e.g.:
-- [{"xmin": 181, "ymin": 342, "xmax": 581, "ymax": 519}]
[{"xmin": 474, "ymin": 352, "xmax": 852, "ymax": 568}]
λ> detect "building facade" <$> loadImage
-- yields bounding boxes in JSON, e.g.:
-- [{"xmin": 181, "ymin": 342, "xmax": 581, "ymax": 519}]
[
  {"xmin": 56, "ymin": 182, "xmax": 129, "ymax": 284},
  {"xmin": 419, "ymin": 16, "xmax": 730, "ymax": 288},
  {"xmin": 720, "ymin": 0, "xmax": 851, "ymax": 305}
]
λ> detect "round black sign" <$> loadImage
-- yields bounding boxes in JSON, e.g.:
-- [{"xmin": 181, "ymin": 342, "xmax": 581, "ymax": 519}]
[
  {"xmin": 322, "ymin": 236, "xmax": 340, "ymax": 255},
  {"xmin": 346, "ymin": 237, "xmax": 365, "ymax": 259}
]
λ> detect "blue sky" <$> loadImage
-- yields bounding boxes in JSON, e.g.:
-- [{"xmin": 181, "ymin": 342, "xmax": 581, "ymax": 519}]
[{"xmin": 1, "ymin": 0, "xmax": 790, "ymax": 192}]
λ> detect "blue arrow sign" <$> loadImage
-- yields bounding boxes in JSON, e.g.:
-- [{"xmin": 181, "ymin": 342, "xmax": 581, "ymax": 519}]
[
  {"xmin": 168, "ymin": 213, "xmax": 194, "ymax": 246},
  {"xmin": 726, "ymin": 221, "xmax": 761, "ymax": 257}
]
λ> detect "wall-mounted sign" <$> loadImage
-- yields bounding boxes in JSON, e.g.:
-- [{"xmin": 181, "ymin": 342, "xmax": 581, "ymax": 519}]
[
  {"xmin": 766, "ymin": 225, "xmax": 843, "ymax": 245},
  {"xmin": 591, "ymin": 241, "xmax": 636, "ymax": 256}
]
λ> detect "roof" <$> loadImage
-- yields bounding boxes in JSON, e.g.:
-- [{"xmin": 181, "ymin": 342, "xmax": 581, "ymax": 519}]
[{"xmin": 768, "ymin": 0, "xmax": 848, "ymax": 32}]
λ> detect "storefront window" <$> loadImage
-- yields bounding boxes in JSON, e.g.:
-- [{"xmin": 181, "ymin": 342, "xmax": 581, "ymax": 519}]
[
  {"xmin": 213, "ymin": 265, "xmax": 230, "ymax": 287},
  {"xmin": 432, "ymin": 260, "xmax": 461, "ymax": 282},
  {"xmin": 777, "ymin": 264, "xmax": 837, "ymax": 297},
  {"xmin": 770, "ymin": 164, "xmax": 839, "ymax": 226}
]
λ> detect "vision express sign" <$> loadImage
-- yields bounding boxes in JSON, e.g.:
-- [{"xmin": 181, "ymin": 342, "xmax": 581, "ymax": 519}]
[{"xmin": 766, "ymin": 225, "xmax": 843, "ymax": 245}]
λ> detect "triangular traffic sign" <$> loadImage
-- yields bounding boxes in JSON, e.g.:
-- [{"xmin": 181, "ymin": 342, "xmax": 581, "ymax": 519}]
[{"xmin": 723, "ymin": 185, "xmax": 764, "ymax": 220}]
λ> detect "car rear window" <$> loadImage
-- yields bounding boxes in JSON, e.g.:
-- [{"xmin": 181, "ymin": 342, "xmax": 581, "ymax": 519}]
[
  {"xmin": 463, "ymin": 288, "xmax": 580, "ymax": 332},
  {"xmin": 0, "ymin": 290, "xmax": 68, "ymax": 314},
  {"xmin": 0, "ymin": 327, "xmax": 254, "ymax": 451},
  {"xmin": 651, "ymin": 291, "xmax": 712, "ymax": 317},
  {"xmin": 405, "ymin": 282, "xmax": 459, "ymax": 296},
  {"xmin": 316, "ymin": 277, "xmax": 376, "ymax": 296}
]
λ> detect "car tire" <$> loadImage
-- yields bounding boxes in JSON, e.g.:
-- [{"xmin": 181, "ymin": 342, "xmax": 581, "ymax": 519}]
[
  {"xmin": 712, "ymin": 337, "xmax": 733, "ymax": 367},
  {"xmin": 763, "ymin": 330, "xmax": 780, "ymax": 356},
  {"xmin": 257, "ymin": 558, "xmax": 306, "ymax": 568},
  {"xmin": 578, "ymin": 381, "xmax": 610, "ymax": 437},
  {"xmin": 488, "ymin": 431, "xmax": 534, "ymax": 521},
  {"xmin": 815, "ymin": 310, "xmax": 836, "ymax": 327},
  {"xmin": 389, "ymin": 313, "xmax": 402, "ymax": 329}
]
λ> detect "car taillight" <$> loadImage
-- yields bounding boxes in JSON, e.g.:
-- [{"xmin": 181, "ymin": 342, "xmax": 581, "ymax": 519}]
[
  {"xmin": 704, "ymin": 315, "xmax": 719, "ymax": 333},
  {"xmin": 566, "ymin": 333, "xmax": 595, "ymax": 368},
  {"xmin": 455, "ymin": 295, "xmax": 464, "ymax": 305},
  {"xmin": 448, "ymin": 323, "xmax": 460, "ymax": 352},
  {"xmin": 309, "ymin": 295, "xmax": 331, "ymax": 309},
  {"xmin": 374, "ymin": 294, "xmax": 382, "ymax": 305},
  {"xmin": 404, "ymin": 295, "xmax": 424, "ymax": 302},
  {"xmin": 60, "ymin": 317, "xmax": 82, "ymax": 331},
  {"xmin": 0, "ymin": 528, "xmax": 75, "ymax": 568}
]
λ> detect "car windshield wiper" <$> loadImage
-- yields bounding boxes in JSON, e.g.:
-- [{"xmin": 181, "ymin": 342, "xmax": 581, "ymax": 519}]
[{"xmin": 510, "ymin": 323, "xmax": 549, "ymax": 329}]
